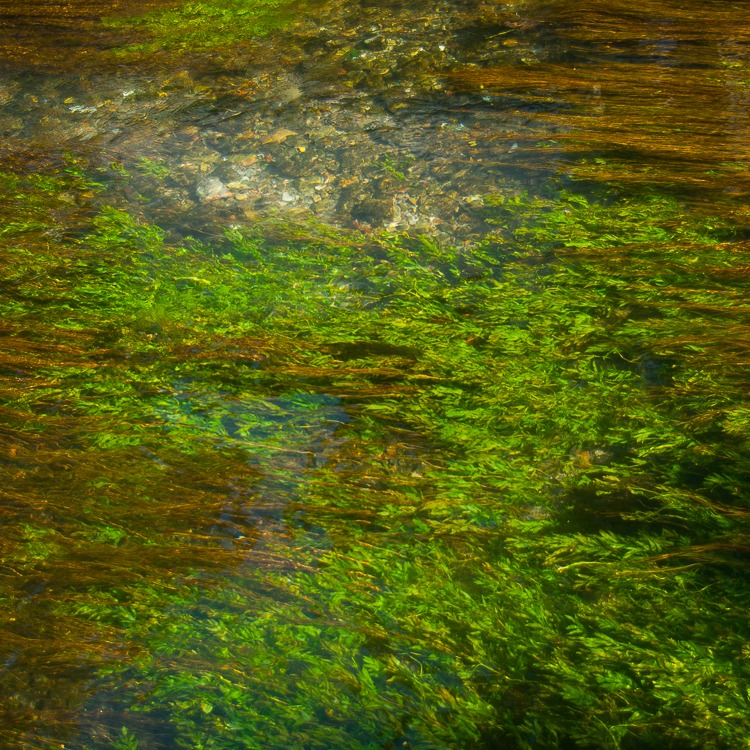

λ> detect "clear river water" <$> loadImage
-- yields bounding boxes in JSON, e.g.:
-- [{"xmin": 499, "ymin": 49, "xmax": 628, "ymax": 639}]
[{"xmin": 1, "ymin": 1, "xmax": 750, "ymax": 748}]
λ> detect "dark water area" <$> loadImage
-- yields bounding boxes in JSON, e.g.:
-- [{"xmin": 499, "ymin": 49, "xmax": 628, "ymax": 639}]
[{"xmin": 1, "ymin": 1, "xmax": 750, "ymax": 749}]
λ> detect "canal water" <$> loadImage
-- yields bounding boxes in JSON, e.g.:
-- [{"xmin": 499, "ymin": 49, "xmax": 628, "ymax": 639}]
[{"xmin": 1, "ymin": 1, "xmax": 750, "ymax": 748}]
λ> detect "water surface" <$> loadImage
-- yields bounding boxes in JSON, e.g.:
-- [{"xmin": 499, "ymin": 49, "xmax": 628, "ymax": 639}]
[{"xmin": 1, "ymin": 1, "xmax": 750, "ymax": 748}]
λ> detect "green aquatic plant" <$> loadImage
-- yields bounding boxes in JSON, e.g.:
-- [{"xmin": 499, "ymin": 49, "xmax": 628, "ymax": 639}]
[
  {"xmin": 0, "ymin": 0, "xmax": 300, "ymax": 70},
  {"xmin": 3, "ymin": 1, "xmax": 750, "ymax": 747},
  {"xmin": 1, "ymin": 155, "xmax": 750, "ymax": 749},
  {"xmin": 106, "ymin": 0, "xmax": 300, "ymax": 56}
]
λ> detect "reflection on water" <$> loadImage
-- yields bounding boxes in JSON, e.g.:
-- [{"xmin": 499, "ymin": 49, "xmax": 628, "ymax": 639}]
[{"xmin": 1, "ymin": 0, "xmax": 750, "ymax": 748}]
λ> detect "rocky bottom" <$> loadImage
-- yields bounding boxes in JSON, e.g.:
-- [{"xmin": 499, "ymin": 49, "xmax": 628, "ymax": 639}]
[{"xmin": 0, "ymin": 0, "xmax": 564, "ymax": 245}]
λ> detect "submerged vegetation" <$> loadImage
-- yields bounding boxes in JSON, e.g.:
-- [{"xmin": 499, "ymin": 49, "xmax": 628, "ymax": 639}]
[
  {"xmin": 2, "ymin": 154, "xmax": 750, "ymax": 748},
  {"xmin": 0, "ymin": 0, "xmax": 298, "ymax": 69},
  {"xmin": 106, "ymin": 0, "xmax": 299, "ymax": 56},
  {"xmin": 1, "ymin": 0, "xmax": 750, "ymax": 748}
]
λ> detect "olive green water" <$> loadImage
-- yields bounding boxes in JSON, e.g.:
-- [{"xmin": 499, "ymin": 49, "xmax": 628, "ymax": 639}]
[{"xmin": 2, "ymin": 1, "xmax": 750, "ymax": 748}]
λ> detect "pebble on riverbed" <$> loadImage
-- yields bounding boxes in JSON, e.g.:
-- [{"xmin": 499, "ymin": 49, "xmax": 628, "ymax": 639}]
[{"xmin": 196, "ymin": 176, "xmax": 233, "ymax": 202}]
